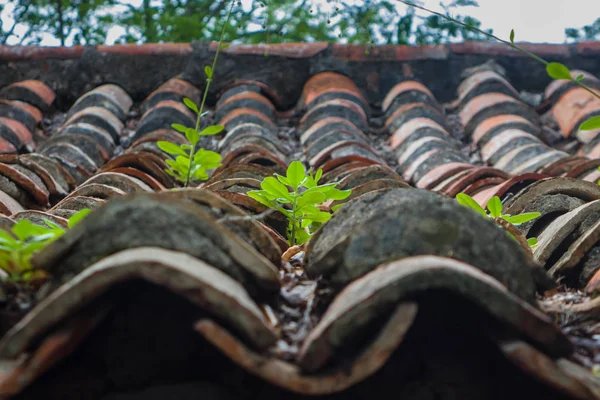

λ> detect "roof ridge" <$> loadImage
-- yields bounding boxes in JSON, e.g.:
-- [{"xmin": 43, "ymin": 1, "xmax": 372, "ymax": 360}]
[{"xmin": 0, "ymin": 40, "xmax": 599, "ymax": 61}]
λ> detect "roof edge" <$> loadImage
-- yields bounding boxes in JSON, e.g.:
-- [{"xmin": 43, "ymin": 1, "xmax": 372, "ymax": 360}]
[{"xmin": 0, "ymin": 41, "xmax": 599, "ymax": 62}]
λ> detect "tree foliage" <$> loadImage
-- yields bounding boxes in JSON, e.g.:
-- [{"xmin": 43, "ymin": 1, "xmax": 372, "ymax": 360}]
[
  {"xmin": 566, "ymin": 18, "xmax": 600, "ymax": 42},
  {"xmin": 1, "ymin": 0, "xmax": 596, "ymax": 46},
  {"xmin": 0, "ymin": 0, "xmax": 493, "ymax": 46},
  {"xmin": 0, "ymin": 0, "xmax": 117, "ymax": 45}
]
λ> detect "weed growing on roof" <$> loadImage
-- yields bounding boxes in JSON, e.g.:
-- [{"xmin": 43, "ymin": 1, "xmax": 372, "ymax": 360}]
[
  {"xmin": 248, "ymin": 161, "xmax": 351, "ymax": 246},
  {"xmin": 0, "ymin": 209, "xmax": 90, "ymax": 281},
  {"xmin": 456, "ymin": 193, "xmax": 540, "ymax": 249},
  {"xmin": 159, "ymin": 122, "xmax": 223, "ymax": 185},
  {"xmin": 157, "ymin": 2, "xmax": 235, "ymax": 187},
  {"xmin": 399, "ymin": 0, "xmax": 600, "ymax": 132}
]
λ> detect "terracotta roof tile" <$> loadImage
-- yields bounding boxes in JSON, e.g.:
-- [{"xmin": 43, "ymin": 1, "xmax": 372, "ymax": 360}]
[
  {"xmin": 552, "ymin": 86, "xmax": 600, "ymax": 141},
  {"xmin": 0, "ymin": 43, "xmax": 598, "ymax": 399},
  {"xmin": 1, "ymin": 80, "xmax": 55, "ymax": 112}
]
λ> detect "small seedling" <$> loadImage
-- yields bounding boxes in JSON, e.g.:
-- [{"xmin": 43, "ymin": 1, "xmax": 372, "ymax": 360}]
[
  {"xmin": 248, "ymin": 161, "xmax": 351, "ymax": 246},
  {"xmin": 0, "ymin": 209, "xmax": 90, "ymax": 281},
  {"xmin": 456, "ymin": 193, "xmax": 541, "ymax": 248},
  {"xmin": 158, "ymin": 122, "xmax": 223, "ymax": 185},
  {"xmin": 157, "ymin": 1, "xmax": 235, "ymax": 187}
]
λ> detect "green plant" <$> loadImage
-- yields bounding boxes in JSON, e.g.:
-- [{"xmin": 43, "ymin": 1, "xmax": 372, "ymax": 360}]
[
  {"xmin": 157, "ymin": 1, "xmax": 235, "ymax": 187},
  {"xmin": 0, "ymin": 209, "xmax": 90, "ymax": 281},
  {"xmin": 158, "ymin": 123, "xmax": 223, "ymax": 185},
  {"xmin": 247, "ymin": 161, "xmax": 351, "ymax": 246},
  {"xmin": 456, "ymin": 194, "xmax": 540, "ymax": 248},
  {"xmin": 398, "ymin": 0, "xmax": 600, "ymax": 132}
]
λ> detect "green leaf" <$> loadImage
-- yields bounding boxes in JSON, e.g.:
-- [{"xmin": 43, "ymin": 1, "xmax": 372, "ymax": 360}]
[
  {"xmin": 546, "ymin": 62, "xmax": 572, "ymax": 80},
  {"xmin": 68, "ymin": 209, "xmax": 90, "ymax": 229},
  {"xmin": 327, "ymin": 188, "xmax": 352, "ymax": 201},
  {"xmin": 580, "ymin": 116, "xmax": 600, "ymax": 131},
  {"xmin": 199, "ymin": 125, "xmax": 224, "ymax": 136},
  {"xmin": 456, "ymin": 193, "xmax": 487, "ymax": 217},
  {"xmin": 301, "ymin": 218, "xmax": 313, "ymax": 228},
  {"xmin": 191, "ymin": 165, "xmax": 209, "ymax": 181},
  {"xmin": 27, "ymin": 229, "xmax": 60, "ymax": 242},
  {"xmin": 194, "ymin": 149, "xmax": 222, "ymax": 168},
  {"xmin": 0, "ymin": 244, "xmax": 17, "ymax": 254},
  {"xmin": 183, "ymin": 98, "xmax": 199, "ymax": 114},
  {"xmin": 21, "ymin": 240, "xmax": 50, "ymax": 254},
  {"xmin": 575, "ymin": 74, "xmax": 585, "ymax": 82},
  {"xmin": 166, "ymin": 158, "xmax": 189, "ymax": 175},
  {"xmin": 258, "ymin": 189, "xmax": 281, "ymax": 201},
  {"xmin": 487, "ymin": 196, "xmax": 503, "ymax": 218},
  {"xmin": 276, "ymin": 174, "xmax": 291, "ymax": 187},
  {"xmin": 165, "ymin": 168, "xmax": 184, "ymax": 182},
  {"xmin": 0, "ymin": 248, "xmax": 13, "ymax": 257},
  {"xmin": 303, "ymin": 211, "xmax": 331, "ymax": 223},
  {"xmin": 527, "ymin": 237, "xmax": 538, "ymax": 248},
  {"xmin": 297, "ymin": 192, "xmax": 326, "ymax": 208},
  {"xmin": 286, "ymin": 161, "xmax": 306, "ymax": 189},
  {"xmin": 314, "ymin": 169, "xmax": 323, "ymax": 183},
  {"xmin": 157, "ymin": 141, "xmax": 187, "ymax": 156},
  {"xmin": 175, "ymin": 155, "xmax": 190, "ymax": 166},
  {"xmin": 261, "ymin": 177, "xmax": 291, "ymax": 200},
  {"xmin": 287, "ymin": 223, "xmax": 311, "ymax": 246},
  {"xmin": 297, "ymin": 204, "xmax": 320, "ymax": 215},
  {"xmin": 12, "ymin": 220, "xmax": 51, "ymax": 241},
  {"xmin": 205, "ymin": 65, "xmax": 213, "ymax": 79},
  {"xmin": 185, "ymin": 128, "xmax": 200, "ymax": 145},
  {"xmin": 43, "ymin": 219, "xmax": 63, "ymax": 230},
  {"xmin": 247, "ymin": 191, "xmax": 277, "ymax": 208},
  {"xmin": 504, "ymin": 212, "xmax": 541, "ymax": 225},
  {"xmin": 293, "ymin": 229, "xmax": 311, "ymax": 245},
  {"xmin": 0, "ymin": 230, "xmax": 15, "ymax": 246},
  {"xmin": 171, "ymin": 124, "xmax": 188, "ymax": 133},
  {"xmin": 509, "ymin": 29, "xmax": 515, "ymax": 43},
  {"xmin": 303, "ymin": 174, "xmax": 318, "ymax": 189},
  {"xmin": 303, "ymin": 184, "xmax": 337, "ymax": 196}
]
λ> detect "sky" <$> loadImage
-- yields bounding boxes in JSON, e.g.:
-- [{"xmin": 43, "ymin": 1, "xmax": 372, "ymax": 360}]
[
  {"xmin": 0, "ymin": 0, "xmax": 599, "ymax": 45},
  {"xmin": 459, "ymin": 0, "xmax": 600, "ymax": 43}
]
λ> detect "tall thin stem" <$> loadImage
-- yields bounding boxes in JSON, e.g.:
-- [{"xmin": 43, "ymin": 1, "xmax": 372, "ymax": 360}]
[
  {"xmin": 184, "ymin": 0, "xmax": 235, "ymax": 187},
  {"xmin": 290, "ymin": 192, "xmax": 298, "ymax": 246}
]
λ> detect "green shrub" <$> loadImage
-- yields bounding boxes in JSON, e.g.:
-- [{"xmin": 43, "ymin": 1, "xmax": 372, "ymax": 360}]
[
  {"xmin": 456, "ymin": 194, "xmax": 540, "ymax": 248},
  {"xmin": 248, "ymin": 161, "xmax": 351, "ymax": 246},
  {"xmin": 0, "ymin": 209, "xmax": 90, "ymax": 281}
]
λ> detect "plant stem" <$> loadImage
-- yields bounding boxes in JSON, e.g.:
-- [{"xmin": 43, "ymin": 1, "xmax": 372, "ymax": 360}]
[
  {"xmin": 573, "ymin": 79, "xmax": 600, "ymax": 100},
  {"xmin": 290, "ymin": 192, "xmax": 298, "ymax": 246},
  {"xmin": 184, "ymin": 0, "xmax": 235, "ymax": 187},
  {"xmin": 396, "ymin": 0, "xmax": 600, "ymax": 104},
  {"xmin": 11, "ymin": 247, "xmax": 20, "ymax": 276}
]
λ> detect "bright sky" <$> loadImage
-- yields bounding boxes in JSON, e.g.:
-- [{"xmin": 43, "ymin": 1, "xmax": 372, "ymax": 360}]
[
  {"xmin": 460, "ymin": 0, "xmax": 600, "ymax": 43},
  {"xmin": 0, "ymin": 0, "xmax": 599, "ymax": 45}
]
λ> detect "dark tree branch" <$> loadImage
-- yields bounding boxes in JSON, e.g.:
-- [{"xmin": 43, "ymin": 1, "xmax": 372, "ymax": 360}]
[
  {"xmin": 56, "ymin": 0, "xmax": 65, "ymax": 45},
  {"xmin": 142, "ymin": 0, "xmax": 156, "ymax": 41}
]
